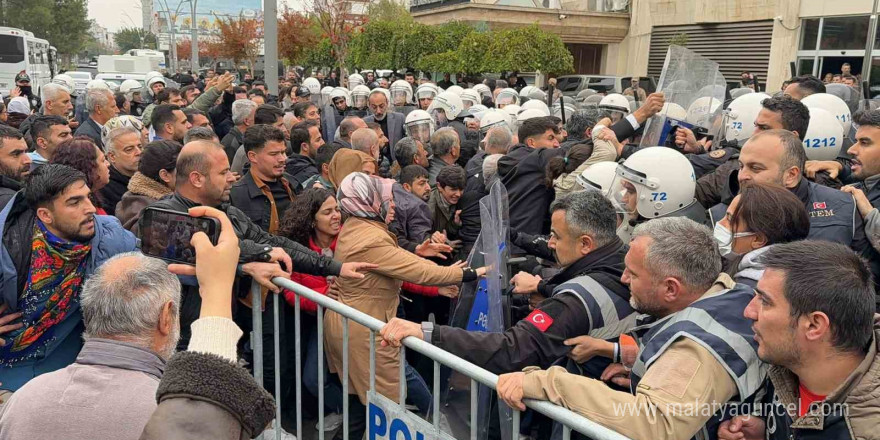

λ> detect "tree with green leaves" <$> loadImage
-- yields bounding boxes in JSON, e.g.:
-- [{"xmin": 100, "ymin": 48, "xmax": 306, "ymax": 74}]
[{"xmin": 115, "ymin": 28, "xmax": 158, "ymax": 52}]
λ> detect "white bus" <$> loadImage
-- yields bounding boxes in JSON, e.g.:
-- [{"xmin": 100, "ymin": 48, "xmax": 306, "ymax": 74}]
[{"xmin": 0, "ymin": 27, "xmax": 56, "ymax": 98}]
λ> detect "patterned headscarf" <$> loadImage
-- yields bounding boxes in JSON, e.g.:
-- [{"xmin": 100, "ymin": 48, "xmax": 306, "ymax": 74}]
[{"xmin": 337, "ymin": 172, "xmax": 395, "ymax": 222}]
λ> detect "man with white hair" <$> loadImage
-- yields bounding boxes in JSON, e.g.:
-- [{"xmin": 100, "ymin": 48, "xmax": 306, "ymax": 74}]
[
  {"xmin": 0, "ymin": 252, "xmax": 181, "ymax": 439},
  {"xmin": 100, "ymin": 125, "xmax": 143, "ymax": 216},
  {"xmin": 74, "ymin": 88, "xmax": 118, "ymax": 149},
  {"xmin": 18, "ymin": 83, "xmax": 72, "ymax": 140},
  {"xmin": 351, "ymin": 127, "xmax": 380, "ymax": 160},
  {"xmin": 220, "ymin": 99, "xmax": 257, "ymax": 165}
]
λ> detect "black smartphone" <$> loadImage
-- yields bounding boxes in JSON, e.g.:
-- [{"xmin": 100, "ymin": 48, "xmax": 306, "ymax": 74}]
[{"xmin": 139, "ymin": 207, "xmax": 221, "ymax": 265}]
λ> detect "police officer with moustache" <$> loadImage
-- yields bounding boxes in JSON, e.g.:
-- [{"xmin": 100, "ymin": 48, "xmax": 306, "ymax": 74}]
[
  {"xmin": 709, "ymin": 129, "xmax": 880, "ymax": 296},
  {"xmin": 380, "ymin": 190, "xmax": 635, "ymax": 374},
  {"xmin": 496, "ymin": 217, "xmax": 765, "ymax": 440}
]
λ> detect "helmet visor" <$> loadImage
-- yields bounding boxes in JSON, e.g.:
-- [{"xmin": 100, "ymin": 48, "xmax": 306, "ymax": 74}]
[
  {"xmin": 353, "ymin": 95, "xmax": 367, "ymax": 109},
  {"xmin": 417, "ymin": 90, "xmax": 436, "ymax": 100},
  {"xmin": 430, "ymin": 108, "xmax": 448, "ymax": 128},
  {"xmin": 392, "ymin": 90, "xmax": 409, "ymax": 106},
  {"xmin": 406, "ymin": 121, "xmax": 434, "ymax": 144}
]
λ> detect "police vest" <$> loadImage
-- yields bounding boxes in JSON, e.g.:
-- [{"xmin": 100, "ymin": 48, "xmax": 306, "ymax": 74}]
[
  {"xmin": 709, "ymin": 180, "xmax": 858, "ymax": 247},
  {"xmin": 552, "ymin": 275, "xmax": 637, "ymax": 341},
  {"xmin": 803, "ymin": 180, "xmax": 859, "ymax": 246},
  {"xmin": 629, "ymin": 284, "xmax": 767, "ymax": 440}
]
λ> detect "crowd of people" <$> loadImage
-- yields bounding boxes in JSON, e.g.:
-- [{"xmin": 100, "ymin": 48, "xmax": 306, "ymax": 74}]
[{"xmin": 0, "ymin": 58, "xmax": 878, "ymax": 440}]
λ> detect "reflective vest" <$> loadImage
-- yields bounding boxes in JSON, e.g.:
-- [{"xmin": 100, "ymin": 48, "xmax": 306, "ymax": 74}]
[{"xmin": 629, "ymin": 284, "xmax": 767, "ymax": 440}]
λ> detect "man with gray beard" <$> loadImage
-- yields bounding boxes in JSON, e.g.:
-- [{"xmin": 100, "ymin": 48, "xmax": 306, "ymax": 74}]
[{"xmin": 0, "ymin": 253, "xmax": 182, "ymax": 440}]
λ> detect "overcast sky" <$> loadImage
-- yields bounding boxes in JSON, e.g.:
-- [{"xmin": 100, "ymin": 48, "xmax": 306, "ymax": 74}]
[{"xmin": 88, "ymin": 0, "xmax": 306, "ymax": 32}]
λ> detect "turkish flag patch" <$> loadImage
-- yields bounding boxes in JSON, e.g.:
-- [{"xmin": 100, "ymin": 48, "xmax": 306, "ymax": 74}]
[
  {"xmin": 813, "ymin": 201, "xmax": 827, "ymax": 210},
  {"xmin": 526, "ymin": 309, "xmax": 554, "ymax": 332}
]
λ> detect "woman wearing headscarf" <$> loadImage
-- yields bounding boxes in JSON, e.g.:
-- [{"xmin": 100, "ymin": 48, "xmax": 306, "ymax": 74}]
[
  {"xmin": 324, "ymin": 172, "xmax": 483, "ymax": 439},
  {"xmin": 327, "ymin": 149, "xmax": 376, "ymax": 190},
  {"xmin": 5, "ymin": 97, "xmax": 32, "ymax": 129}
]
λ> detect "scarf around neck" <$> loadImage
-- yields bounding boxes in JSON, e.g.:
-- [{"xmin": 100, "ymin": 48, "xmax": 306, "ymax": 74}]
[{"xmin": 1, "ymin": 220, "xmax": 92, "ymax": 363}]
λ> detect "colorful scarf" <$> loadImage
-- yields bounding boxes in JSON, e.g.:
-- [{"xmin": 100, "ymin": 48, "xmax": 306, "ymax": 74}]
[{"xmin": 0, "ymin": 220, "xmax": 91, "ymax": 363}]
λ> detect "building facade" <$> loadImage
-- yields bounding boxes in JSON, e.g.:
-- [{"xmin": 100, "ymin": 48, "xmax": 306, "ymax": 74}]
[{"xmin": 413, "ymin": 0, "xmax": 880, "ymax": 96}]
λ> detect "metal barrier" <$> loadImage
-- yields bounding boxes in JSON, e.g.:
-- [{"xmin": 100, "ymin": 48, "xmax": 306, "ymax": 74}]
[{"xmin": 249, "ymin": 278, "xmax": 632, "ymax": 440}]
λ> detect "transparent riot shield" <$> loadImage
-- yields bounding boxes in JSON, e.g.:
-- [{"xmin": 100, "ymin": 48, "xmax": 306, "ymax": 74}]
[
  {"xmin": 640, "ymin": 45, "xmax": 728, "ymax": 149},
  {"xmin": 826, "ymin": 83, "xmax": 861, "ymax": 114},
  {"xmin": 849, "ymin": 99, "xmax": 880, "ymax": 140},
  {"xmin": 447, "ymin": 179, "xmax": 511, "ymax": 440}
]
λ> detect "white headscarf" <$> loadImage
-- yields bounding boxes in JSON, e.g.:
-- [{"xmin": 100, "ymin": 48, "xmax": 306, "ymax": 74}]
[{"xmin": 7, "ymin": 97, "xmax": 30, "ymax": 114}]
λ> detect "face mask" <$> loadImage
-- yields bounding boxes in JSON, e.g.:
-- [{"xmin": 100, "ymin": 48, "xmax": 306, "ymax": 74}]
[
  {"xmin": 713, "ymin": 222, "xmax": 755, "ymax": 257},
  {"xmin": 18, "ymin": 85, "xmax": 32, "ymax": 96}
]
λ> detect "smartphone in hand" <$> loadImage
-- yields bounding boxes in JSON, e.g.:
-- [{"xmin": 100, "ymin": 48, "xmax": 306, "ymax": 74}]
[{"xmin": 139, "ymin": 207, "xmax": 221, "ymax": 265}]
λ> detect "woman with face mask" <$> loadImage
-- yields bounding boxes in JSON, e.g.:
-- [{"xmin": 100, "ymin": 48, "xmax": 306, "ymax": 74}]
[{"xmin": 715, "ymin": 182, "xmax": 810, "ymax": 287}]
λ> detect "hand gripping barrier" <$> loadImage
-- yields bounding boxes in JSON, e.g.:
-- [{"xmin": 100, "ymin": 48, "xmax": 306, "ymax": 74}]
[{"xmin": 249, "ymin": 278, "xmax": 633, "ymax": 440}]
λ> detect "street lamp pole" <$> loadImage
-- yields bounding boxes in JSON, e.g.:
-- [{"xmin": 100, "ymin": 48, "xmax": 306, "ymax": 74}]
[
  {"xmin": 190, "ymin": 0, "xmax": 199, "ymax": 71},
  {"xmin": 265, "ymin": 0, "xmax": 278, "ymax": 94}
]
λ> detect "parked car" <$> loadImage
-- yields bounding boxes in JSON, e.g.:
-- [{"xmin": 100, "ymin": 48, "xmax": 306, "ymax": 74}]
[
  {"xmin": 554, "ymin": 75, "xmax": 657, "ymax": 97},
  {"xmin": 67, "ymin": 71, "xmax": 92, "ymax": 95}
]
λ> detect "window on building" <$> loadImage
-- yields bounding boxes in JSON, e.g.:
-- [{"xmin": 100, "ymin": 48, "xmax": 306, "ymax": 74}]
[
  {"xmin": 798, "ymin": 58, "xmax": 815, "ymax": 76},
  {"xmin": 800, "ymin": 18, "xmax": 820, "ymax": 51},
  {"xmin": 820, "ymin": 16, "xmax": 870, "ymax": 50}
]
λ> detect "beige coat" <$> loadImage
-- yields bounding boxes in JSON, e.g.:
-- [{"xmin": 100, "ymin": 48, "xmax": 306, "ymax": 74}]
[{"xmin": 325, "ymin": 216, "xmax": 463, "ymax": 403}]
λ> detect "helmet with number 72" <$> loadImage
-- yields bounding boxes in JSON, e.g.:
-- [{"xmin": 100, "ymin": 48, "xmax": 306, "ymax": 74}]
[{"xmin": 610, "ymin": 147, "xmax": 697, "ymax": 219}]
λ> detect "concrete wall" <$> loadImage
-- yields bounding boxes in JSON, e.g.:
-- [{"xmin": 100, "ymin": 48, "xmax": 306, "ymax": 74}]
[
  {"xmin": 800, "ymin": 0, "xmax": 874, "ymax": 17},
  {"xmin": 607, "ymin": 0, "xmax": 800, "ymax": 91}
]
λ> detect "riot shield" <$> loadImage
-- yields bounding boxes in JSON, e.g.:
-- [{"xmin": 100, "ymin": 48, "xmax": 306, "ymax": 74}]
[
  {"xmin": 447, "ymin": 179, "xmax": 511, "ymax": 440},
  {"xmin": 848, "ymin": 99, "xmax": 880, "ymax": 140},
  {"xmin": 640, "ymin": 45, "xmax": 728, "ymax": 149},
  {"xmin": 826, "ymin": 83, "xmax": 861, "ymax": 114}
]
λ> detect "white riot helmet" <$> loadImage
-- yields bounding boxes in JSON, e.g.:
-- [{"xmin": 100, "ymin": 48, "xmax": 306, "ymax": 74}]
[
  {"xmin": 144, "ymin": 71, "xmax": 164, "ymax": 96},
  {"xmin": 473, "ymin": 84, "xmax": 492, "ymax": 100},
  {"xmin": 321, "ymin": 86, "xmax": 334, "ymax": 103},
  {"xmin": 349, "ymin": 73, "xmax": 365, "ymax": 89},
  {"xmin": 390, "ymin": 80, "xmax": 414, "ymax": 107},
  {"xmin": 146, "ymin": 76, "xmax": 166, "ymax": 96},
  {"xmin": 470, "ymin": 104, "xmax": 488, "ymax": 115},
  {"xmin": 520, "ymin": 99, "xmax": 550, "ymax": 116},
  {"xmin": 686, "ymin": 97, "xmax": 722, "ymax": 127},
  {"xmin": 724, "ymin": 92, "xmax": 771, "ymax": 143},
  {"xmin": 86, "ymin": 79, "xmax": 110, "ymax": 91},
  {"xmin": 660, "ymin": 103, "xmax": 688, "ymax": 121},
  {"xmin": 445, "ymin": 85, "xmax": 464, "ymax": 96},
  {"xmin": 416, "ymin": 83, "xmax": 439, "ymax": 110},
  {"xmin": 404, "ymin": 109, "xmax": 435, "ymax": 145},
  {"xmin": 611, "ymin": 147, "xmax": 697, "ymax": 219},
  {"xmin": 460, "ymin": 89, "xmax": 481, "ymax": 109},
  {"xmin": 51, "ymin": 74, "xmax": 75, "ymax": 94},
  {"xmin": 519, "ymin": 86, "xmax": 546, "ymax": 101},
  {"xmin": 330, "ymin": 87, "xmax": 352, "ymax": 110},
  {"xmin": 351, "ymin": 85, "xmax": 371, "ymax": 109},
  {"xmin": 576, "ymin": 89, "xmax": 598, "ymax": 103},
  {"xmin": 496, "ymin": 88, "xmax": 520, "ymax": 108},
  {"xmin": 479, "ymin": 110, "xmax": 510, "ymax": 135},
  {"xmin": 599, "ymin": 93, "xmax": 630, "ymax": 121},
  {"xmin": 427, "ymin": 91, "xmax": 464, "ymax": 127},
  {"xmin": 302, "ymin": 77, "xmax": 323, "ymax": 107},
  {"xmin": 801, "ymin": 93, "xmax": 853, "ymax": 137},
  {"xmin": 577, "ymin": 161, "xmax": 634, "ymax": 242},
  {"xmin": 552, "ymin": 103, "xmax": 578, "ymax": 119},
  {"xmin": 501, "ymin": 105, "xmax": 521, "ymax": 132},
  {"xmin": 517, "ymin": 108, "xmax": 546, "ymax": 126},
  {"xmin": 801, "ymin": 107, "xmax": 844, "ymax": 161},
  {"xmin": 120, "ymin": 79, "xmax": 142, "ymax": 97}
]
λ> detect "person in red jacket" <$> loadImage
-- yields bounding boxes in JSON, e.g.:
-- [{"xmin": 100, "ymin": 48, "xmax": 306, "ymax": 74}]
[{"xmin": 278, "ymin": 188, "xmax": 457, "ymax": 430}]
